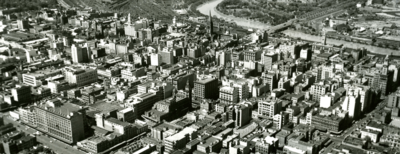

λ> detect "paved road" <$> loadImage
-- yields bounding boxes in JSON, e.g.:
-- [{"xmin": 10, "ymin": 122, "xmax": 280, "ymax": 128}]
[
  {"xmin": 2, "ymin": 114, "xmax": 85, "ymax": 154},
  {"xmin": 322, "ymin": 99, "xmax": 388, "ymax": 153},
  {"xmin": 282, "ymin": 29, "xmax": 400, "ymax": 56}
]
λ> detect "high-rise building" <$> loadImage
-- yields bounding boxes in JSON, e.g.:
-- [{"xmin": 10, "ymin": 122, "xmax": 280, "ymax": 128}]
[
  {"xmin": 17, "ymin": 19, "xmax": 29, "ymax": 30},
  {"xmin": 234, "ymin": 103, "xmax": 252, "ymax": 128},
  {"xmin": 320, "ymin": 64, "xmax": 335, "ymax": 80},
  {"xmin": 217, "ymin": 51, "xmax": 231, "ymax": 66},
  {"xmin": 299, "ymin": 48, "xmax": 312, "ymax": 61},
  {"xmin": 160, "ymin": 48, "xmax": 174, "ymax": 64},
  {"xmin": 342, "ymin": 92, "xmax": 362, "ymax": 119},
  {"xmin": 363, "ymin": 66, "xmax": 393, "ymax": 97},
  {"xmin": 262, "ymin": 72, "xmax": 278, "ymax": 92},
  {"xmin": 310, "ymin": 81, "xmax": 330, "ymax": 102},
  {"xmin": 150, "ymin": 53, "xmax": 161, "ymax": 66},
  {"xmin": 11, "ymin": 84, "xmax": 31, "ymax": 105},
  {"xmin": 388, "ymin": 89, "xmax": 400, "ymax": 108},
  {"xmin": 194, "ymin": 77, "xmax": 219, "ymax": 100},
  {"xmin": 274, "ymin": 112, "xmax": 289, "ymax": 130},
  {"xmin": 320, "ymin": 93, "xmax": 334, "ymax": 108},
  {"xmin": 345, "ymin": 84, "xmax": 372, "ymax": 113},
  {"xmin": 71, "ymin": 44, "xmax": 89, "ymax": 63},
  {"xmin": 262, "ymin": 52, "xmax": 278, "ymax": 70},
  {"xmin": 187, "ymin": 46, "xmax": 202, "ymax": 58},
  {"xmin": 34, "ymin": 99, "xmax": 86, "ymax": 144},
  {"xmin": 222, "ymin": 79, "xmax": 250, "ymax": 102}
]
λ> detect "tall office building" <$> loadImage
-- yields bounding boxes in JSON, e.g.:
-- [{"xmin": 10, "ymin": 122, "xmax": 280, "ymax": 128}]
[
  {"xmin": 150, "ymin": 53, "xmax": 161, "ymax": 66},
  {"xmin": 262, "ymin": 72, "xmax": 278, "ymax": 92},
  {"xmin": 194, "ymin": 77, "xmax": 219, "ymax": 100},
  {"xmin": 34, "ymin": 99, "xmax": 86, "ymax": 144},
  {"xmin": 222, "ymin": 79, "xmax": 250, "ymax": 102},
  {"xmin": 160, "ymin": 48, "xmax": 174, "ymax": 64},
  {"xmin": 234, "ymin": 103, "xmax": 252, "ymax": 128},
  {"xmin": 71, "ymin": 44, "xmax": 89, "ymax": 63},
  {"xmin": 342, "ymin": 91, "xmax": 362, "ymax": 119},
  {"xmin": 274, "ymin": 112, "xmax": 289, "ymax": 130},
  {"xmin": 17, "ymin": 19, "xmax": 29, "ymax": 30},
  {"xmin": 345, "ymin": 84, "xmax": 372, "ymax": 113},
  {"xmin": 262, "ymin": 52, "xmax": 278, "ymax": 70},
  {"xmin": 310, "ymin": 81, "xmax": 330, "ymax": 102},
  {"xmin": 321, "ymin": 64, "xmax": 335, "ymax": 80},
  {"xmin": 363, "ymin": 66, "xmax": 392, "ymax": 97},
  {"xmin": 11, "ymin": 84, "xmax": 31, "ymax": 105},
  {"xmin": 299, "ymin": 48, "xmax": 312, "ymax": 61},
  {"xmin": 217, "ymin": 51, "xmax": 232, "ymax": 66}
]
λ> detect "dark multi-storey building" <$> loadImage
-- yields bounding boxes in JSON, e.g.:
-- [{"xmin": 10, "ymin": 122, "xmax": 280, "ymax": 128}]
[
  {"xmin": 262, "ymin": 52, "xmax": 278, "ymax": 70},
  {"xmin": 194, "ymin": 78, "xmax": 219, "ymax": 100},
  {"xmin": 11, "ymin": 84, "xmax": 31, "ymax": 106},
  {"xmin": 262, "ymin": 72, "xmax": 278, "ymax": 92}
]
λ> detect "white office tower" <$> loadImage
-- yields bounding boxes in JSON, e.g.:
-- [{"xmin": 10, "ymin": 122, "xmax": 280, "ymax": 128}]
[{"xmin": 150, "ymin": 53, "xmax": 161, "ymax": 66}]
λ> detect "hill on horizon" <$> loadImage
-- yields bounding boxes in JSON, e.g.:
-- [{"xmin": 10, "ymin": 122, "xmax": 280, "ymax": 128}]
[{"xmin": 60, "ymin": 0, "xmax": 178, "ymax": 21}]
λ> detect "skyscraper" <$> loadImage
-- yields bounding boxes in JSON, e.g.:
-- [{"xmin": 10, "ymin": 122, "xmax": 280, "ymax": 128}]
[
  {"xmin": 71, "ymin": 44, "xmax": 89, "ymax": 63},
  {"xmin": 235, "ymin": 103, "xmax": 251, "ymax": 128}
]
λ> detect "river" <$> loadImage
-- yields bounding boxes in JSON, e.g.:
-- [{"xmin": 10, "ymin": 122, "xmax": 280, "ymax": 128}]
[
  {"xmin": 283, "ymin": 29, "xmax": 400, "ymax": 56},
  {"xmin": 196, "ymin": 0, "xmax": 271, "ymax": 30}
]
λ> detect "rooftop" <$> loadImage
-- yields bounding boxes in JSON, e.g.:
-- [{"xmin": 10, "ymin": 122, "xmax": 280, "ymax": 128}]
[
  {"xmin": 165, "ymin": 127, "xmax": 196, "ymax": 142},
  {"xmin": 106, "ymin": 117, "xmax": 131, "ymax": 127},
  {"xmin": 35, "ymin": 99, "xmax": 85, "ymax": 118},
  {"xmin": 195, "ymin": 77, "xmax": 216, "ymax": 84}
]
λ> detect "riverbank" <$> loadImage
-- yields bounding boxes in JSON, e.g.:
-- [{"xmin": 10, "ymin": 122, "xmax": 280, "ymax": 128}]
[
  {"xmin": 196, "ymin": 0, "xmax": 270, "ymax": 30},
  {"xmin": 283, "ymin": 29, "xmax": 400, "ymax": 56}
]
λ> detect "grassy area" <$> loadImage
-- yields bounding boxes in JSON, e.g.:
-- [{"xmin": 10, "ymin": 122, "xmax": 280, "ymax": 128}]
[{"xmin": 216, "ymin": 0, "xmax": 355, "ymax": 25}]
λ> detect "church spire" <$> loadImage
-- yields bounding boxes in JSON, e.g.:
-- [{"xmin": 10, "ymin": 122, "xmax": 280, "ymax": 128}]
[
  {"xmin": 127, "ymin": 13, "xmax": 131, "ymax": 25},
  {"xmin": 209, "ymin": 10, "xmax": 213, "ymax": 35}
]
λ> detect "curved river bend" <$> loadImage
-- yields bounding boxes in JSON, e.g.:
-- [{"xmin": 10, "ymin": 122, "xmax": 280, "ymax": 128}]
[{"xmin": 196, "ymin": 0, "xmax": 270, "ymax": 30}]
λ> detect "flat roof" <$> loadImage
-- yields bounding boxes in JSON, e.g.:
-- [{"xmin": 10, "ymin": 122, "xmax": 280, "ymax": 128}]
[
  {"xmin": 36, "ymin": 100, "xmax": 84, "ymax": 117},
  {"xmin": 119, "ymin": 108, "xmax": 133, "ymax": 113},
  {"xmin": 165, "ymin": 127, "xmax": 196, "ymax": 142},
  {"xmin": 378, "ymin": 35, "xmax": 400, "ymax": 42},
  {"xmin": 106, "ymin": 117, "xmax": 130, "ymax": 127},
  {"xmin": 195, "ymin": 78, "xmax": 216, "ymax": 84},
  {"xmin": 198, "ymin": 136, "xmax": 220, "ymax": 147}
]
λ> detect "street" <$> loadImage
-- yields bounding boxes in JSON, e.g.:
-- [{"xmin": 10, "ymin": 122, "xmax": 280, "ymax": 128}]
[{"xmin": 322, "ymin": 98, "xmax": 388, "ymax": 153}]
